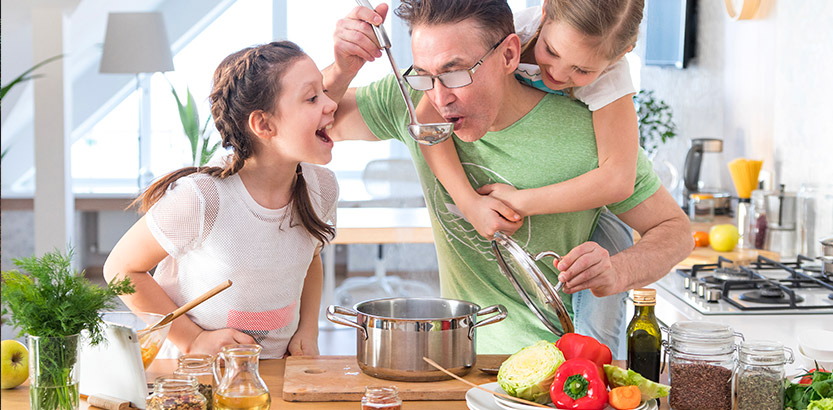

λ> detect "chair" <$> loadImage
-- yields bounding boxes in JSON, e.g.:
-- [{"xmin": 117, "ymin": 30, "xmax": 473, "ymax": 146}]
[{"xmin": 334, "ymin": 159, "xmax": 435, "ymax": 306}]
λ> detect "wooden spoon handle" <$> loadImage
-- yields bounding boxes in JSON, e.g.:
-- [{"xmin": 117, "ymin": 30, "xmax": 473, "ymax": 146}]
[
  {"xmin": 155, "ymin": 280, "xmax": 232, "ymax": 329},
  {"xmin": 422, "ymin": 357, "xmax": 551, "ymax": 409},
  {"xmin": 172, "ymin": 280, "xmax": 232, "ymax": 321}
]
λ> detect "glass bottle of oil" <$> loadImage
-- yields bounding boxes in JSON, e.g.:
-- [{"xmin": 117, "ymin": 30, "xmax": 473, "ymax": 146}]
[
  {"xmin": 213, "ymin": 344, "xmax": 271, "ymax": 410},
  {"xmin": 627, "ymin": 288, "xmax": 661, "ymax": 382}
]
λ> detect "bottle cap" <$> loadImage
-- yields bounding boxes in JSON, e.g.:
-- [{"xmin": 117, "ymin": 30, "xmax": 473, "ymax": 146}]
[{"xmin": 633, "ymin": 288, "xmax": 656, "ymax": 306}]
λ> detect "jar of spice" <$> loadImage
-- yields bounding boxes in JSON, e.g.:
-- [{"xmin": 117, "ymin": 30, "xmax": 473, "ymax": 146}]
[
  {"xmin": 147, "ymin": 375, "xmax": 207, "ymax": 410},
  {"xmin": 689, "ymin": 193, "xmax": 716, "ymax": 222},
  {"xmin": 735, "ymin": 340, "xmax": 794, "ymax": 410},
  {"xmin": 665, "ymin": 321, "xmax": 743, "ymax": 410},
  {"xmin": 362, "ymin": 386, "xmax": 402, "ymax": 410},
  {"xmin": 174, "ymin": 354, "xmax": 219, "ymax": 410}
]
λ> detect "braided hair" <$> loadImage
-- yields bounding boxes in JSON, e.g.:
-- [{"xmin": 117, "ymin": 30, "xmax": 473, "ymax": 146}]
[{"xmin": 134, "ymin": 41, "xmax": 334, "ymax": 245}]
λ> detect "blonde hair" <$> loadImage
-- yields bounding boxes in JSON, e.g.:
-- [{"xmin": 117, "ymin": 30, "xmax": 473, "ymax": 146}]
[{"xmin": 524, "ymin": 0, "xmax": 644, "ymax": 61}]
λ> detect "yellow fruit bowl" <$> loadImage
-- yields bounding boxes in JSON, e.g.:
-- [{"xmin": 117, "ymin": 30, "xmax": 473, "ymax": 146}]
[{"xmin": 101, "ymin": 311, "xmax": 171, "ymax": 369}]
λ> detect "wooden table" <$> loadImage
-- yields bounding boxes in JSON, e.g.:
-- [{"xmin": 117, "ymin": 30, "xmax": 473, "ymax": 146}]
[{"xmin": 0, "ymin": 358, "xmax": 670, "ymax": 409}]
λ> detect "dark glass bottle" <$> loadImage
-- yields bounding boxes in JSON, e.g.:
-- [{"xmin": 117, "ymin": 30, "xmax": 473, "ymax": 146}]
[{"xmin": 627, "ymin": 288, "xmax": 661, "ymax": 382}]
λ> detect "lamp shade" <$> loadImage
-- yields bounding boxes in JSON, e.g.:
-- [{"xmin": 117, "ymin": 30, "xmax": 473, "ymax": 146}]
[{"xmin": 100, "ymin": 12, "xmax": 174, "ymax": 74}]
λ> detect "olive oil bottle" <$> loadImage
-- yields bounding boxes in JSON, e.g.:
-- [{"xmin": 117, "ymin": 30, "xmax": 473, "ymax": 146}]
[{"xmin": 627, "ymin": 288, "xmax": 661, "ymax": 382}]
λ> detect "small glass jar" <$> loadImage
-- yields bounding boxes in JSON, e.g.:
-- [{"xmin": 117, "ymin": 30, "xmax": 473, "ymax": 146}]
[
  {"xmin": 689, "ymin": 193, "xmax": 715, "ymax": 222},
  {"xmin": 735, "ymin": 340, "xmax": 794, "ymax": 410},
  {"xmin": 147, "ymin": 375, "xmax": 207, "ymax": 410},
  {"xmin": 174, "ymin": 354, "xmax": 219, "ymax": 410},
  {"xmin": 362, "ymin": 386, "xmax": 402, "ymax": 410},
  {"xmin": 665, "ymin": 321, "xmax": 742, "ymax": 410}
]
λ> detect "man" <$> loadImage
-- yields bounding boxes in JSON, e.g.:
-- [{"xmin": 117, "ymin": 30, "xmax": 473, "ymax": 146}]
[{"xmin": 324, "ymin": 0, "xmax": 692, "ymax": 353}]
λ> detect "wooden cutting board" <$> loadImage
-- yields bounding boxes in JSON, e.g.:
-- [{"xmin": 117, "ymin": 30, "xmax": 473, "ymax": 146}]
[
  {"xmin": 677, "ymin": 246, "xmax": 779, "ymax": 268},
  {"xmin": 282, "ymin": 355, "xmax": 507, "ymax": 402}
]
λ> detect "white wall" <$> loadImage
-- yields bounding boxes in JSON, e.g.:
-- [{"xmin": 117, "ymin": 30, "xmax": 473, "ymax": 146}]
[{"xmin": 639, "ymin": 0, "xmax": 833, "ymax": 197}]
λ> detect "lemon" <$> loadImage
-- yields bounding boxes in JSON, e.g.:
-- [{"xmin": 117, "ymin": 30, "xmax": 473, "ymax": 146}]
[{"xmin": 709, "ymin": 224, "xmax": 739, "ymax": 252}]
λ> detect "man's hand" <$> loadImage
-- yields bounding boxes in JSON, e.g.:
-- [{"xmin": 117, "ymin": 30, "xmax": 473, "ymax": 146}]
[
  {"xmin": 554, "ymin": 241, "xmax": 621, "ymax": 297},
  {"xmin": 188, "ymin": 328, "xmax": 256, "ymax": 356},
  {"xmin": 287, "ymin": 327, "xmax": 320, "ymax": 357},
  {"xmin": 459, "ymin": 195, "xmax": 523, "ymax": 238},
  {"xmin": 333, "ymin": 4, "xmax": 389, "ymax": 77}
]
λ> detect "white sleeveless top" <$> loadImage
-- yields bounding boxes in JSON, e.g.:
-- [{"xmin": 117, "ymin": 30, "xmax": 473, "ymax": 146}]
[{"xmin": 146, "ymin": 162, "xmax": 338, "ymax": 359}]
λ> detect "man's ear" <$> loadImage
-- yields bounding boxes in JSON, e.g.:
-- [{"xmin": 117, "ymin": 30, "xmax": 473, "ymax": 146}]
[
  {"xmin": 248, "ymin": 110, "xmax": 276, "ymax": 140},
  {"xmin": 500, "ymin": 33, "xmax": 523, "ymax": 74}
]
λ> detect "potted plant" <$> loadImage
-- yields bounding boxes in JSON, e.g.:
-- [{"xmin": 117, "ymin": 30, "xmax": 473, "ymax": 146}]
[
  {"xmin": 634, "ymin": 89, "xmax": 677, "ymax": 159},
  {"xmin": 1, "ymin": 54, "xmax": 63, "ymax": 162},
  {"xmin": 1, "ymin": 249, "xmax": 133, "ymax": 410},
  {"xmin": 168, "ymin": 81, "xmax": 221, "ymax": 166}
]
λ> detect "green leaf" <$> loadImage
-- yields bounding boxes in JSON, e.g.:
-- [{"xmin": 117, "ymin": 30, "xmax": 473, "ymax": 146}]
[{"xmin": 1, "ymin": 55, "xmax": 63, "ymax": 101}]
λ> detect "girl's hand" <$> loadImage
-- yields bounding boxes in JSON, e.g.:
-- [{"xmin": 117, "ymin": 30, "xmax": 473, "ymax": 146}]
[
  {"xmin": 333, "ymin": 4, "xmax": 389, "ymax": 76},
  {"xmin": 477, "ymin": 183, "xmax": 526, "ymax": 216},
  {"xmin": 287, "ymin": 328, "xmax": 319, "ymax": 357},
  {"xmin": 460, "ymin": 195, "xmax": 523, "ymax": 239},
  {"xmin": 189, "ymin": 328, "xmax": 256, "ymax": 356}
]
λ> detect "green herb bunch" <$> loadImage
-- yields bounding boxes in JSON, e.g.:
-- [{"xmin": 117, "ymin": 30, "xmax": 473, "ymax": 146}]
[
  {"xmin": 1, "ymin": 249, "xmax": 134, "ymax": 344},
  {"xmin": 2, "ymin": 249, "xmax": 134, "ymax": 410},
  {"xmin": 635, "ymin": 89, "xmax": 677, "ymax": 158}
]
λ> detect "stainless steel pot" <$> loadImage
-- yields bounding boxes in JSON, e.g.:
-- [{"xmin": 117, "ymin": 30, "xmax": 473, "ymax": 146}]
[
  {"xmin": 821, "ymin": 237, "xmax": 833, "ymax": 275},
  {"xmin": 326, "ymin": 297, "xmax": 507, "ymax": 381}
]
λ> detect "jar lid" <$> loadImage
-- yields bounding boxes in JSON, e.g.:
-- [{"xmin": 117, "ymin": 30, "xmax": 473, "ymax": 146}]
[
  {"xmin": 739, "ymin": 340, "xmax": 794, "ymax": 365},
  {"xmin": 632, "ymin": 288, "xmax": 656, "ymax": 306},
  {"xmin": 690, "ymin": 193, "xmax": 715, "ymax": 200},
  {"xmin": 669, "ymin": 321, "xmax": 739, "ymax": 347}
]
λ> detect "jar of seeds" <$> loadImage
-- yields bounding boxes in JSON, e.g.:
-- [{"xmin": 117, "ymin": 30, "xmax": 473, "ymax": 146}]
[
  {"xmin": 735, "ymin": 340, "xmax": 794, "ymax": 410},
  {"xmin": 147, "ymin": 375, "xmax": 207, "ymax": 410},
  {"xmin": 175, "ymin": 354, "xmax": 219, "ymax": 410},
  {"xmin": 665, "ymin": 321, "xmax": 743, "ymax": 410}
]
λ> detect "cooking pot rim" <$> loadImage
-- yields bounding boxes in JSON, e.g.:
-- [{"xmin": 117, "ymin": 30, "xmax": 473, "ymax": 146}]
[{"xmin": 352, "ymin": 296, "xmax": 483, "ymax": 321}]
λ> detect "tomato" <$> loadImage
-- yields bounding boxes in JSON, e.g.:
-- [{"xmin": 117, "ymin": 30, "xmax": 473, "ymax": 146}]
[
  {"xmin": 693, "ymin": 231, "xmax": 710, "ymax": 247},
  {"xmin": 799, "ymin": 368, "xmax": 830, "ymax": 384}
]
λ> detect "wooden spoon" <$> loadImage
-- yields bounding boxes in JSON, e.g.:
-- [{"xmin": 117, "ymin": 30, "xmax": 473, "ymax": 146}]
[{"xmin": 140, "ymin": 279, "xmax": 232, "ymax": 335}]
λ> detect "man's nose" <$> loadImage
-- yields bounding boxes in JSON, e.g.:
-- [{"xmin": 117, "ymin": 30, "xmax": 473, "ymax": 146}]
[{"xmin": 428, "ymin": 79, "xmax": 456, "ymax": 108}]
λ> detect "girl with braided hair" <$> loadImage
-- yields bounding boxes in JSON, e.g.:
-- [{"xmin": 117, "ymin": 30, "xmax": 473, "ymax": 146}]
[{"xmin": 104, "ymin": 41, "xmax": 338, "ymax": 358}]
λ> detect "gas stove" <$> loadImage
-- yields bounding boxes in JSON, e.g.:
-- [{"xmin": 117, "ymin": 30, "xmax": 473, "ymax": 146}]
[{"xmin": 656, "ymin": 255, "xmax": 833, "ymax": 315}]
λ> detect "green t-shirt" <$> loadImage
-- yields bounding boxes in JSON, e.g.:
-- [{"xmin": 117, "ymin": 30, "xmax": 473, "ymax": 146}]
[{"xmin": 356, "ymin": 74, "xmax": 661, "ymax": 353}]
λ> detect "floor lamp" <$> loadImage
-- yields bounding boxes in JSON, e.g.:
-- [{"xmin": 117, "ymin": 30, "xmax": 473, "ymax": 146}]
[{"xmin": 100, "ymin": 12, "xmax": 174, "ymax": 190}]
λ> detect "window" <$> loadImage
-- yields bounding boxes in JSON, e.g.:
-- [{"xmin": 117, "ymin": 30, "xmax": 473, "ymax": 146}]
[{"xmin": 72, "ymin": 0, "xmax": 555, "ymax": 195}]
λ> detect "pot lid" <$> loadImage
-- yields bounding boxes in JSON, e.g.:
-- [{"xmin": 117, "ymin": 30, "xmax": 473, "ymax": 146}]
[{"xmin": 491, "ymin": 231, "xmax": 574, "ymax": 336}]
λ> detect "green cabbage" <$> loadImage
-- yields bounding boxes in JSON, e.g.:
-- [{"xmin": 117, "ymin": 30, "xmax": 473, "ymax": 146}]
[
  {"xmin": 497, "ymin": 340, "xmax": 565, "ymax": 404},
  {"xmin": 604, "ymin": 364, "xmax": 671, "ymax": 400},
  {"xmin": 808, "ymin": 398, "xmax": 833, "ymax": 410}
]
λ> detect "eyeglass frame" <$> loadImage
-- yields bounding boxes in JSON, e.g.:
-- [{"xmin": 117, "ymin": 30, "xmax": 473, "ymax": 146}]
[{"xmin": 402, "ymin": 35, "xmax": 510, "ymax": 91}]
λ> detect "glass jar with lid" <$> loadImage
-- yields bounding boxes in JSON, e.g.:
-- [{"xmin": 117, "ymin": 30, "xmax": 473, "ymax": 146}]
[
  {"xmin": 735, "ymin": 340, "xmax": 794, "ymax": 410},
  {"xmin": 689, "ymin": 193, "xmax": 715, "ymax": 222},
  {"xmin": 664, "ymin": 321, "xmax": 743, "ymax": 410},
  {"xmin": 362, "ymin": 386, "xmax": 402, "ymax": 410},
  {"xmin": 147, "ymin": 375, "xmax": 207, "ymax": 410},
  {"xmin": 174, "ymin": 354, "xmax": 219, "ymax": 410}
]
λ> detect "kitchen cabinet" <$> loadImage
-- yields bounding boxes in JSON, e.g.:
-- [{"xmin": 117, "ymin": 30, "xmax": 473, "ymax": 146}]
[{"xmin": 0, "ymin": 357, "xmax": 672, "ymax": 409}]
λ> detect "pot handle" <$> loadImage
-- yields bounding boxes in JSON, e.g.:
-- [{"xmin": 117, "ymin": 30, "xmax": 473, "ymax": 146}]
[
  {"xmin": 469, "ymin": 304, "xmax": 508, "ymax": 340},
  {"xmin": 326, "ymin": 305, "xmax": 367, "ymax": 340}
]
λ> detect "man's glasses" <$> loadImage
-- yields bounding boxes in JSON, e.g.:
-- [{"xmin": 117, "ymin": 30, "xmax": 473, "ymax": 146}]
[{"xmin": 403, "ymin": 35, "xmax": 508, "ymax": 91}]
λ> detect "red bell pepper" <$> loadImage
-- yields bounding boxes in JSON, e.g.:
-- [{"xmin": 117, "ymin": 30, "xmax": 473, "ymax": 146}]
[
  {"xmin": 551, "ymin": 358, "xmax": 609, "ymax": 410},
  {"xmin": 555, "ymin": 332, "xmax": 612, "ymax": 383}
]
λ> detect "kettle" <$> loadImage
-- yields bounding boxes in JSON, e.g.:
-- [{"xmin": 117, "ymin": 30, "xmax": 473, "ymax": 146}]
[{"xmin": 683, "ymin": 138, "xmax": 731, "ymax": 214}]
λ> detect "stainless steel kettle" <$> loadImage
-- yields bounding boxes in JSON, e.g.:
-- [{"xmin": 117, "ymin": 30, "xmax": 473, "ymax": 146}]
[{"xmin": 683, "ymin": 138, "xmax": 731, "ymax": 214}]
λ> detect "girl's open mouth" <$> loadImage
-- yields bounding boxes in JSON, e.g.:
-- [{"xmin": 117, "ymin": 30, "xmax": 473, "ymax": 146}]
[{"xmin": 315, "ymin": 125, "xmax": 332, "ymax": 143}]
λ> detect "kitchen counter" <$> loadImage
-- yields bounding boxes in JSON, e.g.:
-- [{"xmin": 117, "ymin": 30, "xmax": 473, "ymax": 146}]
[{"xmin": 0, "ymin": 357, "xmax": 671, "ymax": 409}]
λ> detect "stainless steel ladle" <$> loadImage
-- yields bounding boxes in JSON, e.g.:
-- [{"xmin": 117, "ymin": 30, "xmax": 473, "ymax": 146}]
[{"xmin": 355, "ymin": 0, "xmax": 453, "ymax": 145}]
